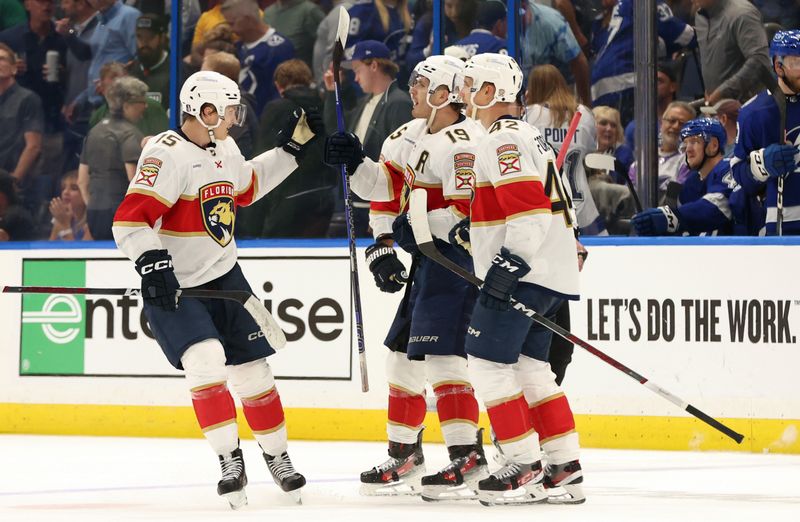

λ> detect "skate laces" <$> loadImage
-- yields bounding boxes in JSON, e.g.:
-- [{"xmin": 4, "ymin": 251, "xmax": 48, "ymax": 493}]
[
  {"xmin": 375, "ymin": 456, "xmax": 403, "ymax": 473},
  {"xmin": 220, "ymin": 454, "xmax": 244, "ymax": 481},
  {"xmin": 268, "ymin": 453, "xmax": 298, "ymax": 479},
  {"xmin": 493, "ymin": 462, "xmax": 522, "ymax": 481}
]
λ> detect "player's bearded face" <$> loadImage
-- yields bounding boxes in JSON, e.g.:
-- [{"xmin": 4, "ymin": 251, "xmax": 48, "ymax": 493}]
[{"xmin": 778, "ymin": 56, "xmax": 800, "ymax": 94}]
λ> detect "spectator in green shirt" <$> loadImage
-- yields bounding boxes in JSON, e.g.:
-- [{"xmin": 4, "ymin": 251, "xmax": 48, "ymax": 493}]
[{"xmin": 0, "ymin": 0, "xmax": 27, "ymax": 31}]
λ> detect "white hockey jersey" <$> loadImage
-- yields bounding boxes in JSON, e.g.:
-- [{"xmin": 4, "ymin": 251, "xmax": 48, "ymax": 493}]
[
  {"xmin": 112, "ymin": 129, "xmax": 298, "ymax": 287},
  {"xmin": 525, "ymin": 104, "xmax": 606, "ymax": 235},
  {"xmin": 351, "ymin": 116, "xmax": 482, "ymax": 240},
  {"xmin": 471, "ymin": 118, "xmax": 579, "ymax": 299}
]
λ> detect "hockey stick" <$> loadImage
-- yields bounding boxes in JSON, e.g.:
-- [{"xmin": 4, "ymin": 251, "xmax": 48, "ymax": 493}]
[
  {"xmin": 585, "ymin": 153, "xmax": 643, "ymax": 213},
  {"xmin": 408, "ymin": 189, "xmax": 744, "ymax": 444},
  {"xmin": 3, "ymin": 285, "xmax": 287, "ymax": 350},
  {"xmin": 762, "ymin": 63, "xmax": 787, "ymax": 236},
  {"xmin": 332, "ymin": 6, "xmax": 368, "ymax": 392},
  {"xmin": 556, "ymin": 111, "xmax": 582, "ymax": 171}
]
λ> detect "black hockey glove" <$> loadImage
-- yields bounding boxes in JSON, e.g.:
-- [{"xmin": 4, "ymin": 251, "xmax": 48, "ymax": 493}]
[
  {"xmin": 365, "ymin": 241, "xmax": 408, "ymax": 293},
  {"xmin": 480, "ymin": 247, "xmax": 531, "ymax": 311},
  {"xmin": 324, "ymin": 132, "xmax": 365, "ymax": 174},
  {"xmin": 135, "ymin": 249, "xmax": 180, "ymax": 311},
  {"xmin": 276, "ymin": 107, "xmax": 321, "ymax": 158},
  {"xmin": 391, "ymin": 213, "xmax": 418, "ymax": 255},
  {"xmin": 448, "ymin": 217, "xmax": 471, "ymax": 258}
]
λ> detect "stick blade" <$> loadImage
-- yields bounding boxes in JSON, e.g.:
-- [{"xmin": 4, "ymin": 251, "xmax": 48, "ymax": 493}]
[
  {"xmin": 584, "ymin": 152, "xmax": 616, "ymax": 172},
  {"xmin": 243, "ymin": 295, "xmax": 287, "ymax": 350},
  {"xmin": 335, "ymin": 6, "xmax": 350, "ymax": 49},
  {"xmin": 408, "ymin": 189, "xmax": 433, "ymax": 244}
]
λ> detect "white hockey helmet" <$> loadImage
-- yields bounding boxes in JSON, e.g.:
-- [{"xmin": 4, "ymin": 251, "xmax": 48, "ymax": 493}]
[
  {"xmin": 409, "ymin": 54, "xmax": 466, "ymax": 108},
  {"xmin": 464, "ymin": 53, "xmax": 523, "ymax": 108},
  {"xmin": 179, "ymin": 70, "xmax": 246, "ymax": 129}
]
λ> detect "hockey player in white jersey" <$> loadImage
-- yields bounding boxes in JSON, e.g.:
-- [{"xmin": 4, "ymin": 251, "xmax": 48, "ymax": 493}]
[
  {"xmin": 525, "ymin": 64, "xmax": 605, "ymax": 236},
  {"xmin": 112, "ymin": 71, "xmax": 320, "ymax": 509},
  {"xmin": 458, "ymin": 53, "xmax": 585, "ymax": 506},
  {"xmin": 325, "ymin": 55, "xmax": 489, "ymax": 501}
]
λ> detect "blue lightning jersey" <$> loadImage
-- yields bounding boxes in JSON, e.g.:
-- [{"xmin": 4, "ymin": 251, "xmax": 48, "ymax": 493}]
[
  {"xmin": 237, "ymin": 28, "xmax": 295, "ymax": 117},
  {"xmin": 731, "ymin": 90, "xmax": 800, "ymax": 235},
  {"xmin": 591, "ymin": 0, "xmax": 695, "ymax": 107},
  {"xmin": 451, "ymin": 29, "xmax": 507, "ymax": 59},
  {"xmin": 675, "ymin": 158, "xmax": 735, "ymax": 236},
  {"xmin": 346, "ymin": 0, "xmax": 409, "ymax": 63}
]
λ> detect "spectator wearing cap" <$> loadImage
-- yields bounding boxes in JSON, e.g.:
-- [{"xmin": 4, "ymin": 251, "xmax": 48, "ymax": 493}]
[
  {"xmin": 222, "ymin": 0, "xmax": 295, "ymax": 116},
  {"xmin": 201, "ymin": 50, "xmax": 259, "ymax": 159},
  {"xmin": 450, "ymin": 0, "xmax": 507, "ymax": 59},
  {"xmin": 88, "ymin": 61, "xmax": 168, "ymax": 137},
  {"xmin": 237, "ymin": 59, "xmax": 336, "ymax": 238},
  {"xmin": 711, "ymin": 98, "xmax": 740, "ymax": 156},
  {"xmin": 694, "ymin": 0, "xmax": 771, "ymax": 105},
  {"xmin": 323, "ymin": 39, "xmax": 412, "ymax": 236},
  {"xmin": 0, "ymin": 170, "xmax": 35, "ymax": 241},
  {"xmin": 522, "ymin": 1, "xmax": 591, "ymax": 107},
  {"xmin": 129, "ymin": 13, "xmax": 178, "ymax": 111},
  {"xmin": 0, "ymin": 42, "xmax": 43, "ymax": 194},
  {"xmin": 78, "ymin": 76, "xmax": 146, "ymax": 240},
  {"xmin": 263, "ymin": 0, "xmax": 324, "ymax": 68}
]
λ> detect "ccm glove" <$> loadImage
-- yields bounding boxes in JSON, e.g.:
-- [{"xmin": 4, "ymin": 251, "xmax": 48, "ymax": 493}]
[
  {"xmin": 632, "ymin": 206, "xmax": 679, "ymax": 236},
  {"xmin": 276, "ymin": 108, "xmax": 320, "ymax": 158},
  {"xmin": 135, "ymin": 249, "xmax": 180, "ymax": 311},
  {"xmin": 480, "ymin": 247, "xmax": 531, "ymax": 311},
  {"xmin": 448, "ymin": 217, "xmax": 471, "ymax": 258},
  {"xmin": 751, "ymin": 143, "xmax": 797, "ymax": 180},
  {"xmin": 324, "ymin": 132, "xmax": 365, "ymax": 173},
  {"xmin": 365, "ymin": 242, "xmax": 408, "ymax": 293},
  {"xmin": 391, "ymin": 213, "xmax": 418, "ymax": 254}
]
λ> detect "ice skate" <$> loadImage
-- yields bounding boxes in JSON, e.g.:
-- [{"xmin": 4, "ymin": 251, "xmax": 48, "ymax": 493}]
[
  {"xmin": 360, "ymin": 431, "xmax": 425, "ymax": 496},
  {"xmin": 217, "ymin": 447, "xmax": 248, "ymax": 510},
  {"xmin": 264, "ymin": 451, "xmax": 306, "ymax": 504},
  {"xmin": 544, "ymin": 459, "xmax": 585, "ymax": 504},
  {"xmin": 477, "ymin": 460, "xmax": 547, "ymax": 506},
  {"xmin": 421, "ymin": 428, "xmax": 488, "ymax": 501}
]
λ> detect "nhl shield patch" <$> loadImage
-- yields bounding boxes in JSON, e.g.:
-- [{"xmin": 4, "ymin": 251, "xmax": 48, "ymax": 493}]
[
  {"xmin": 135, "ymin": 157, "xmax": 163, "ymax": 187},
  {"xmin": 200, "ymin": 181, "xmax": 235, "ymax": 246},
  {"xmin": 497, "ymin": 144, "xmax": 521, "ymax": 175}
]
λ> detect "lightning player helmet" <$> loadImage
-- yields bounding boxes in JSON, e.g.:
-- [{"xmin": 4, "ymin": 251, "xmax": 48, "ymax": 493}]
[
  {"xmin": 679, "ymin": 117, "xmax": 727, "ymax": 151},
  {"xmin": 179, "ymin": 71, "xmax": 247, "ymax": 129},
  {"xmin": 464, "ymin": 53, "xmax": 523, "ymax": 107},
  {"xmin": 409, "ymin": 54, "xmax": 466, "ymax": 108},
  {"xmin": 770, "ymin": 30, "xmax": 800, "ymax": 59}
]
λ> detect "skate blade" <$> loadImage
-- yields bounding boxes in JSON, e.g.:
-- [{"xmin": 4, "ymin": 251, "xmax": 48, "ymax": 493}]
[
  {"xmin": 360, "ymin": 480, "xmax": 421, "ymax": 497},
  {"xmin": 421, "ymin": 483, "xmax": 478, "ymax": 502},
  {"xmin": 288, "ymin": 489, "xmax": 302, "ymax": 505},
  {"xmin": 222, "ymin": 489, "xmax": 248, "ymax": 510},
  {"xmin": 478, "ymin": 484, "xmax": 548, "ymax": 507}
]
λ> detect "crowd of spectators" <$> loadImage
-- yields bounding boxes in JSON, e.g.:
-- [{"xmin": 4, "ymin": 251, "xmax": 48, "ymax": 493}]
[{"xmin": 0, "ymin": 0, "xmax": 796, "ymax": 242}]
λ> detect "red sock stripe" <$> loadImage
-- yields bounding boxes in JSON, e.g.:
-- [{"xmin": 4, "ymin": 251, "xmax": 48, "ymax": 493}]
[
  {"xmin": 487, "ymin": 394, "xmax": 533, "ymax": 442},
  {"xmin": 387, "ymin": 386, "xmax": 426, "ymax": 428},
  {"xmin": 191, "ymin": 384, "xmax": 236, "ymax": 430},
  {"xmin": 529, "ymin": 394, "xmax": 576, "ymax": 441},
  {"xmin": 434, "ymin": 383, "xmax": 479, "ymax": 424},
  {"xmin": 241, "ymin": 388, "xmax": 286, "ymax": 433}
]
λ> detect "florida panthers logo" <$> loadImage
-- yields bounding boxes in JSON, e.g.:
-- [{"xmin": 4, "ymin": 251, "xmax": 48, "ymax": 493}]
[{"xmin": 200, "ymin": 181, "xmax": 235, "ymax": 246}]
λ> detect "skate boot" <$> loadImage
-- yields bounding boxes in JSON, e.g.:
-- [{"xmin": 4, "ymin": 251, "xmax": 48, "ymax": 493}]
[
  {"xmin": 421, "ymin": 428, "xmax": 489, "ymax": 501},
  {"xmin": 544, "ymin": 460, "xmax": 585, "ymax": 504},
  {"xmin": 217, "ymin": 447, "xmax": 248, "ymax": 510},
  {"xmin": 477, "ymin": 460, "xmax": 547, "ymax": 506},
  {"xmin": 264, "ymin": 451, "xmax": 306, "ymax": 504},
  {"xmin": 360, "ymin": 430, "xmax": 425, "ymax": 496}
]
